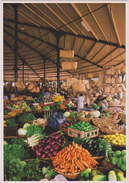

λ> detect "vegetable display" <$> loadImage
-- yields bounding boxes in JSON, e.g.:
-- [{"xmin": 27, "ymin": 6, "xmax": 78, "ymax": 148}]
[
  {"xmin": 81, "ymin": 137, "xmax": 112, "ymax": 159},
  {"xmin": 19, "ymin": 113, "xmax": 36, "ymax": 123},
  {"xmin": 69, "ymin": 121, "xmax": 95, "ymax": 132},
  {"xmin": 42, "ymin": 166, "xmax": 57, "ymax": 179},
  {"xmin": 47, "ymin": 112, "xmax": 65, "ymax": 129},
  {"xmin": 26, "ymin": 124, "xmax": 44, "ymax": 137},
  {"xmin": 7, "ymin": 158, "xmax": 44, "ymax": 181},
  {"xmin": 34, "ymin": 131, "xmax": 68, "ymax": 158},
  {"xmin": 103, "ymin": 133, "xmax": 126, "ymax": 145},
  {"xmin": 108, "ymin": 169, "xmax": 126, "ymax": 181},
  {"xmin": 4, "ymin": 119, "xmax": 18, "ymax": 127},
  {"xmin": 51, "ymin": 142, "xmax": 99, "ymax": 174}
]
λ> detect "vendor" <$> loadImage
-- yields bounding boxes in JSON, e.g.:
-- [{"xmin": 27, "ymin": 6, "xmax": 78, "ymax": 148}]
[{"xmin": 76, "ymin": 93, "xmax": 86, "ymax": 113}]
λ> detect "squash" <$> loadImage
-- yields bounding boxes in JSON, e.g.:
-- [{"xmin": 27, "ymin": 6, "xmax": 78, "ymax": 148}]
[{"xmin": 90, "ymin": 110, "xmax": 100, "ymax": 118}]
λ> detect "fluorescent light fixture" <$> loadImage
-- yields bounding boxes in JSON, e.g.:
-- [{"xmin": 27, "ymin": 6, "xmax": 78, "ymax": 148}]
[{"xmin": 81, "ymin": 21, "xmax": 90, "ymax": 32}]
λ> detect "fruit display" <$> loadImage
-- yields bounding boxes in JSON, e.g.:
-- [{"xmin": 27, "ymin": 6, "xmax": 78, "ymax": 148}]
[
  {"xmin": 53, "ymin": 95, "xmax": 63, "ymax": 102},
  {"xmin": 103, "ymin": 133, "xmax": 126, "ymax": 145},
  {"xmin": 69, "ymin": 122, "xmax": 96, "ymax": 132}
]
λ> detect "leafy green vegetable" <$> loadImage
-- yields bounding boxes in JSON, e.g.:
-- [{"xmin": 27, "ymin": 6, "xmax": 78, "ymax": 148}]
[
  {"xmin": 7, "ymin": 158, "xmax": 44, "ymax": 181},
  {"xmin": 5, "ymin": 119, "xmax": 18, "ymax": 127},
  {"xmin": 4, "ymin": 109, "xmax": 8, "ymax": 115},
  {"xmin": 19, "ymin": 113, "xmax": 36, "ymax": 123},
  {"xmin": 26, "ymin": 124, "xmax": 44, "ymax": 137},
  {"xmin": 42, "ymin": 106, "xmax": 50, "ymax": 111},
  {"xmin": 4, "ymin": 142, "xmax": 30, "ymax": 175},
  {"xmin": 31, "ymin": 106, "xmax": 36, "ymax": 111},
  {"xmin": 42, "ymin": 166, "xmax": 57, "ymax": 179}
]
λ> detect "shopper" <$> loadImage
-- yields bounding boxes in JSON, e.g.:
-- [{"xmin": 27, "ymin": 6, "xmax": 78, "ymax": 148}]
[{"xmin": 77, "ymin": 93, "xmax": 85, "ymax": 113}]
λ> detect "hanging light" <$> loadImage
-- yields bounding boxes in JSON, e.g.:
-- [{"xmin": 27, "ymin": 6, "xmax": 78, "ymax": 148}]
[{"xmin": 81, "ymin": 21, "xmax": 90, "ymax": 32}]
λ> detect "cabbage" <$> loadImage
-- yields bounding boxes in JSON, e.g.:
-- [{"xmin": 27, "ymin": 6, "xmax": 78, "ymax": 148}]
[
  {"xmin": 18, "ymin": 128, "xmax": 27, "ymax": 135},
  {"xmin": 90, "ymin": 110, "xmax": 100, "ymax": 118},
  {"xmin": 63, "ymin": 111, "xmax": 70, "ymax": 118},
  {"xmin": 23, "ymin": 123, "xmax": 31, "ymax": 129},
  {"xmin": 78, "ymin": 112, "xmax": 85, "ymax": 118}
]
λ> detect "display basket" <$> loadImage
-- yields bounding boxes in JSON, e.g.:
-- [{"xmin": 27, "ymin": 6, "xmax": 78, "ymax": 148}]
[
  {"xmin": 17, "ymin": 132, "xmax": 27, "ymax": 139},
  {"xmin": 68, "ymin": 125, "xmax": 99, "ymax": 139},
  {"xmin": 92, "ymin": 156, "xmax": 104, "ymax": 160},
  {"xmin": 11, "ymin": 108, "xmax": 25, "ymax": 114},
  {"xmin": 101, "ymin": 115, "xmax": 121, "ymax": 124},
  {"xmin": 54, "ymin": 168, "xmax": 80, "ymax": 180},
  {"xmin": 76, "ymin": 116, "xmax": 93, "ymax": 122},
  {"xmin": 92, "ymin": 118, "xmax": 122, "ymax": 134},
  {"xmin": 4, "ymin": 126, "xmax": 18, "ymax": 136},
  {"xmin": 4, "ymin": 115, "xmax": 16, "ymax": 119}
]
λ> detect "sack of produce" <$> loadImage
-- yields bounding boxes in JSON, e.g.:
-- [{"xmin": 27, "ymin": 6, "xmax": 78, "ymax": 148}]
[
  {"xmin": 115, "ymin": 86, "xmax": 122, "ymax": 93},
  {"xmin": 27, "ymin": 82, "xmax": 35, "ymax": 90},
  {"xmin": 105, "ymin": 75, "xmax": 111, "ymax": 84},
  {"xmin": 60, "ymin": 50, "xmax": 74, "ymax": 58},
  {"xmin": 110, "ymin": 87, "xmax": 116, "ymax": 94},
  {"xmin": 104, "ymin": 84, "xmax": 110, "ymax": 93},
  {"xmin": 97, "ymin": 71, "xmax": 105, "ymax": 87},
  {"xmin": 72, "ymin": 83, "xmax": 86, "ymax": 93},
  {"xmin": 67, "ymin": 76, "xmax": 79, "ymax": 87},
  {"xmin": 106, "ymin": 69, "xmax": 111, "ymax": 75},
  {"xmin": 120, "ymin": 65, "xmax": 126, "ymax": 74},
  {"xmin": 35, "ymin": 87, "xmax": 40, "ymax": 93},
  {"xmin": 62, "ymin": 61, "xmax": 77, "ymax": 70},
  {"xmin": 115, "ymin": 77, "xmax": 121, "ymax": 84},
  {"xmin": 30, "ymin": 87, "xmax": 36, "ymax": 93},
  {"xmin": 111, "ymin": 78, "xmax": 115, "ymax": 84}
]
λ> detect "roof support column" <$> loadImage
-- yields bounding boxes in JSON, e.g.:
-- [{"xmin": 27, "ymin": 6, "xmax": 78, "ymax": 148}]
[
  {"xmin": 13, "ymin": 4, "xmax": 19, "ymax": 97},
  {"xmin": 44, "ymin": 58, "xmax": 46, "ymax": 83},
  {"xmin": 56, "ymin": 34, "xmax": 60, "ymax": 93},
  {"xmin": 23, "ymin": 62, "xmax": 24, "ymax": 83}
]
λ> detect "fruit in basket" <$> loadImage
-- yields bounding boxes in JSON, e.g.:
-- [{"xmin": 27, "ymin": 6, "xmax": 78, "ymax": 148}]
[
  {"xmin": 121, "ymin": 164, "xmax": 126, "ymax": 171},
  {"xmin": 103, "ymin": 133, "xmax": 126, "ymax": 145}
]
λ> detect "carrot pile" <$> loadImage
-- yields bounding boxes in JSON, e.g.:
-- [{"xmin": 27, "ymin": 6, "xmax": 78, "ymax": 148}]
[
  {"xmin": 59, "ymin": 103, "xmax": 66, "ymax": 110},
  {"xmin": 51, "ymin": 142, "xmax": 99, "ymax": 174}
]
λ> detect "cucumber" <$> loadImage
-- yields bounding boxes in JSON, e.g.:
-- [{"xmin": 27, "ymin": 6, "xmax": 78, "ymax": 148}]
[{"xmin": 80, "ymin": 168, "xmax": 91, "ymax": 177}]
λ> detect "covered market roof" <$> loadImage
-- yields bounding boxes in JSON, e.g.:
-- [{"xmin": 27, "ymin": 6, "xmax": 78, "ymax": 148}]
[{"xmin": 4, "ymin": 3, "xmax": 125, "ymax": 82}]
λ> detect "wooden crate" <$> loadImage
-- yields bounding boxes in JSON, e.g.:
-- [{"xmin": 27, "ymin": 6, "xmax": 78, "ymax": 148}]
[
  {"xmin": 59, "ymin": 126, "xmax": 68, "ymax": 134},
  {"xmin": 68, "ymin": 125, "xmax": 99, "ymax": 139},
  {"xmin": 43, "ymin": 110, "xmax": 53, "ymax": 118}
]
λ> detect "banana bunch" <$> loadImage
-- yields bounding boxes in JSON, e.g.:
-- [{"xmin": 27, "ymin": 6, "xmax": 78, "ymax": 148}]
[
  {"xmin": 35, "ymin": 105, "xmax": 41, "ymax": 110},
  {"xmin": 53, "ymin": 95, "xmax": 64, "ymax": 102},
  {"xmin": 7, "ymin": 111, "xmax": 16, "ymax": 117}
]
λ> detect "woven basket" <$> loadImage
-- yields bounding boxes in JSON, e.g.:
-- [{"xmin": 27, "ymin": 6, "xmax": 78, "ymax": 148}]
[
  {"xmin": 17, "ymin": 132, "xmax": 27, "ymax": 139},
  {"xmin": 54, "ymin": 168, "xmax": 80, "ymax": 179},
  {"xmin": 92, "ymin": 156, "xmax": 104, "ymax": 160},
  {"xmin": 11, "ymin": 108, "xmax": 25, "ymax": 114},
  {"xmin": 108, "ymin": 102, "xmax": 120, "ymax": 107},
  {"xmin": 99, "ymin": 127, "xmax": 122, "ymax": 134},
  {"xmin": 76, "ymin": 116, "xmax": 93, "ymax": 122},
  {"xmin": 101, "ymin": 116, "xmax": 121, "ymax": 124},
  {"xmin": 4, "ymin": 115, "xmax": 16, "ymax": 119},
  {"xmin": 25, "ymin": 158, "xmax": 52, "ymax": 166}
]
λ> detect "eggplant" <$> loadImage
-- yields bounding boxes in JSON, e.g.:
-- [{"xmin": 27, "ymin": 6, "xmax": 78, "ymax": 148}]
[
  {"xmin": 58, "ymin": 137, "xmax": 63, "ymax": 144},
  {"xmin": 38, "ymin": 139, "xmax": 42, "ymax": 144},
  {"xmin": 54, "ymin": 146, "xmax": 60, "ymax": 150},
  {"xmin": 46, "ymin": 138, "xmax": 52, "ymax": 143},
  {"xmin": 54, "ymin": 133, "xmax": 61, "ymax": 140},
  {"xmin": 53, "ymin": 144, "xmax": 59, "ymax": 147},
  {"xmin": 53, "ymin": 150, "xmax": 57, "ymax": 156},
  {"xmin": 46, "ymin": 144, "xmax": 51, "ymax": 149},
  {"xmin": 52, "ymin": 131, "xmax": 60, "ymax": 135},
  {"xmin": 48, "ymin": 153, "xmax": 53, "ymax": 157},
  {"xmin": 41, "ymin": 153, "xmax": 46, "ymax": 159},
  {"xmin": 42, "ymin": 137, "xmax": 47, "ymax": 143},
  {"xmin": 45, "ymin": 150, "xmax": 49, "ymax": 154},
  {"xmin": 38, "ymin": 146, "xmax": 43, "ymax": 152},
  {"xmin": 50, "ymin": 147, "xmax": 54, "ymax": 152},
  {"xmin": 61, "ymin": 142, "xmax": 65, "ymax": 146},
  {"xmin": 44, "ymin": 146, "xmax": 48, "ymax": 150},
  {"xmin": 49, "ymin": 140, "xmax": 56, "ymax": 145}
]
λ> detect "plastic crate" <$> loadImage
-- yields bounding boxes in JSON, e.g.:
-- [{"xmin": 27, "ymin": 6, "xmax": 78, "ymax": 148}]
[
  {"xmin": 68, "ymin": 125, "xmax": 99, "ymax": 139},
  {"xmin": 43, "ymin": 110, "xmax": 53, "ymax": 118}
]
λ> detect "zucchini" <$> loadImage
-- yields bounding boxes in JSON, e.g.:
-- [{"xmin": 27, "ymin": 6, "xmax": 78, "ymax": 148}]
[{"xmin": 92, "ymin": 104, "xmax": 100, "ymax": 110}]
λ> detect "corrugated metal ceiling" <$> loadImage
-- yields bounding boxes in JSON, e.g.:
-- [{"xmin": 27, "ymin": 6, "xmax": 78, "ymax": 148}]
[{"xmin": 4, "ymin": 3, "xmax": 125, "ymax": 82}]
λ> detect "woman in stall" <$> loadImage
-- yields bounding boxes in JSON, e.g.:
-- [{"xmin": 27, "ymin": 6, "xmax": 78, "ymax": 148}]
[{"xmin": 76, "ymin": 93, "xmax": 86, "ymax": 113}]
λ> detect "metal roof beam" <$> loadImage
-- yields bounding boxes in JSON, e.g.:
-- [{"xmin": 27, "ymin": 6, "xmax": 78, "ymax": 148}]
[
  {"xmin": 4, "ymin": 29, "xmax": 71, "ymax": 75},
  {"xmin": 4, "ymin": 19, "xmax": 125, "ymax": 49},
  {"xmin": 4, "ymin": 40, "xmax": 42, "ymax": 80},
  {"xmin": 4, "ymin": 24, "xmax": 102, "ymax": 69}
]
